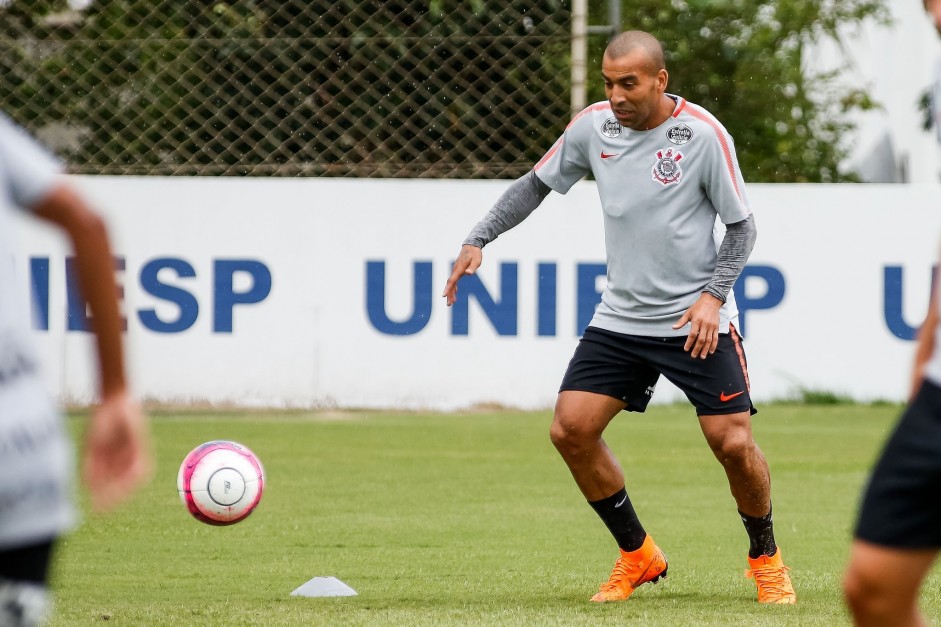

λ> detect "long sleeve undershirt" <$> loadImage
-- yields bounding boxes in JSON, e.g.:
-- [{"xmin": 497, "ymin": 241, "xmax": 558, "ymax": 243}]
[
  {"xmin": 703, "ymin": 215, "xmax": 756, "ymax": 302},
  {"xmin": 463, "ymin": 171, "xmax": 550, "ymax": 248},
  {"xmin": 463, "ymin": 169, "xmax": 756, "ymax": 303}
]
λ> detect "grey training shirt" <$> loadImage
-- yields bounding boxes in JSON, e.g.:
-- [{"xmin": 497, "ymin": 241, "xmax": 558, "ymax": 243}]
[{"xmin": 533, "ymin": 96, "xmax": 751, "ymax": 337}]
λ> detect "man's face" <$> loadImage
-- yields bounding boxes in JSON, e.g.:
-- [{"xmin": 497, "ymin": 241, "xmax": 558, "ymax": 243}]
[
  {"xmin": 929, "ymin": 0, "xmax": 941, "ymax": 36},
  {"xmin": 601, "ymin": 48, "xmax": 668, "ymax": 131}
]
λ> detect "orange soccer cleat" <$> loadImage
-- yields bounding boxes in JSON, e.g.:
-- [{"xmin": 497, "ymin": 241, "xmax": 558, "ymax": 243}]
[
  {"xmin": 590, "ymin": 535, "xmax": 668, "ymax": 602},
  {"xmin": 745, "ymin": 548, "xmax": 797, "ymax": 604}
]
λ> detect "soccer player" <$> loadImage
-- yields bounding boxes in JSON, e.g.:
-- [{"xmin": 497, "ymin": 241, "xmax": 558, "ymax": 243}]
[
  {"xmin": 443, "ymin": 30, "xmax": 796, "ymax": 604},
  {"xmin": 843, "ymin": 3, "xmax": 941, "ymax": 625},
  {"xmin": 0, "ymin": 112, "xmax": 151, "ymax": 626}
]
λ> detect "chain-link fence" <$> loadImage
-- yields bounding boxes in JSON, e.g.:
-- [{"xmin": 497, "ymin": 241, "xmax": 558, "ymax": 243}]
[{"xmin": 1, "ymin": 1, "xmax": 571, "ymax": 177}]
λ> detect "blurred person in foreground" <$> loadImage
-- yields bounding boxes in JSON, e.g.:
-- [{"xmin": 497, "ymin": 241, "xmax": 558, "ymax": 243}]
[
  {"xmin": 0, "ymin": 112, "xmax": 151, "ymax": 626},
  {"xmin": 443, "ymin": 30, "xmax": 795, "ymax": 604},
  {"xmin": 843, "ymin": 4, "xmax": 941, "ymax": 625}
]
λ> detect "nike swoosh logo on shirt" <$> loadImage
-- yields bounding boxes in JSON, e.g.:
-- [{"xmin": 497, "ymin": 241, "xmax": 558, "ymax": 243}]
[
  {"xmin": 720, "ymin": 391, "xmax": 745, "ymax": 402},
  {"xmin": 600, "ymin": 152, "xmax": 619, "ymax": 159}
]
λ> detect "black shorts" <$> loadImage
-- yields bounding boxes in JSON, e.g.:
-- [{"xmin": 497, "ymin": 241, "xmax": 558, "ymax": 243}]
[
  {"xmin": 559, "ymin": 325, "xmax": 756, "ymax": 416},
  {"xmin": 855, "ymin": 379, "xmax": 941, "ymax": 549},
  {"xmin": 0, "ymin": 539, "xmax": 55, "ymax": 583}
]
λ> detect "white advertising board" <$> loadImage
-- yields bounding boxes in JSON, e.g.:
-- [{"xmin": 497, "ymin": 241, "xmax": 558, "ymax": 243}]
[{"xmin": 11, "ymin": 177, "xmax": 941, "ymax": 410}]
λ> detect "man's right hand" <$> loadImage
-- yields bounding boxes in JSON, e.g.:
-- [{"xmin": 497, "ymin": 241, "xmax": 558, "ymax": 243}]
[{"xmin": 442, "ymin": 244, "xmax": 482, "ymax": 306}]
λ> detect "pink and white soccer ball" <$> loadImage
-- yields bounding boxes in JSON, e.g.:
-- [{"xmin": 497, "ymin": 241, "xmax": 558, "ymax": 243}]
[{"xmin": 177, "ymin": 440, "xmax": 265, "ymax": 526}]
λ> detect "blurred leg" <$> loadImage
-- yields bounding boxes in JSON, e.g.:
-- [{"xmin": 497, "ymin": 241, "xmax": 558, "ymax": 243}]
[{"xmin": 844, "ymin": 540, "xmax": 936, "ymax": 627}]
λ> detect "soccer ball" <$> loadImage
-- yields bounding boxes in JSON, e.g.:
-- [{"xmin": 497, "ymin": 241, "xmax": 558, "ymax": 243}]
[{"xmin": 177, "ymin": 440, "xmax": 265, "ymax": 526}]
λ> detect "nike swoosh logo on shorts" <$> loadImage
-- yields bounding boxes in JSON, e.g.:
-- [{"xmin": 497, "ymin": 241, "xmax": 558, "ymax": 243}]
[
  {"xmin": 720, "ymin": 390, "xmax": 745, "ymax": 402},
  {"xmin": 601, "ymin": 152, "xmax": 619, "ymax": 159}
]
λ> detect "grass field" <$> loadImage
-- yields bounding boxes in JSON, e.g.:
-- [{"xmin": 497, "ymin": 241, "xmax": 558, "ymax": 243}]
[{"xmin": 47, "ymin": 403, "xmax": 941, "ymax": 626}]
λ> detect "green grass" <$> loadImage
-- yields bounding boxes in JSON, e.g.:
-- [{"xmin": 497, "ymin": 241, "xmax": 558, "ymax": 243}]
[{"xmin": 46, "ymin": 404, "xmax": 941, "ymax": 625}]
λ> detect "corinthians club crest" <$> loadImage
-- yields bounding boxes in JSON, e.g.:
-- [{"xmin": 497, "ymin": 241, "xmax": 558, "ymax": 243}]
[{"xmin": 652, "ymin": 148, "xmax": 683, "ymax": 186}]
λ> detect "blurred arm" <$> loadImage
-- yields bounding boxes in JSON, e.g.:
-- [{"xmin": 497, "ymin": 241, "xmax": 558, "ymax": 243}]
[
  {"xmin": 33, "ymin": 184, "xmax": 126, "ymax": 396},
  {"xmin": 32, "ymin": 183, "xmax": 151, "ymax": 512}
]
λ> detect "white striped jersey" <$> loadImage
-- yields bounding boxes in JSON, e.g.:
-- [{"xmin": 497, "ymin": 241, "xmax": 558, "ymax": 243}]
[{"xmin": 0, "ymin": 113, "xmax": 76, "ymax": 549}]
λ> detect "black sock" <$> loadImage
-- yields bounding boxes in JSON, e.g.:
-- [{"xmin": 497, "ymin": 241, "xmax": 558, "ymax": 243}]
[
  {"xmin": 740, "ymin": 507, "xmax": 777, "ymax": 559},
  {"xmin": 588, "ymin": 487, "xmax": 647, "ymax": 552}
]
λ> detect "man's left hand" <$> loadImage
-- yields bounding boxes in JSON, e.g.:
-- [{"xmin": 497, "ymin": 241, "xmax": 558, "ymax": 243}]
[{"xmin": 673, "ymin": 292, "xmax": 724, "ymax": 359}]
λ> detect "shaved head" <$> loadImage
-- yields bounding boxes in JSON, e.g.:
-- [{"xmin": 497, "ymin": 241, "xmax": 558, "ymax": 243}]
[
  {"xmin": 604, "ymin": 31, "xmax": 665, "ymax": 73},
  {"xmin": 600, "ymin": 30, "xmax": 672, "ymax": 130}
]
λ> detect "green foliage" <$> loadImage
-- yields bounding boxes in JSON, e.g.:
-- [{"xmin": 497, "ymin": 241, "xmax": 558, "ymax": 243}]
[
  {"xmin": 919, "ymin": 87, "xmax": 934, "ymax": 132},
  {"xmin": 589, "ymin": 0, "xmax": 889, "ymax": 182},
  {"xmin": 2, "ymin": 0, "xmax": 888, "ymax": 180},
  {"xmin": 1, "ymin": 1, "xmax": 570, "ymax": 176},
  {"xmin": 49, "ymin": 404, "xmax": 941, "ymax": 626},
  {"xmin": 794, "ymin": 387, "xmax": 856, "ymax": 405}
]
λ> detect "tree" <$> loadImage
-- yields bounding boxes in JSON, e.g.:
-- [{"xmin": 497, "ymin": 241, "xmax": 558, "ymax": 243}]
[
  {"xmin": 1, "ymin": 0, "xmax": 569, "ymax": 176},
  {"xmin": 1, "ymin": 0, "xmax": 887, "ymax": 181},
  {"xmin": 587, "ymin": 0, "xmax": 889, "ymax": 182}
]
